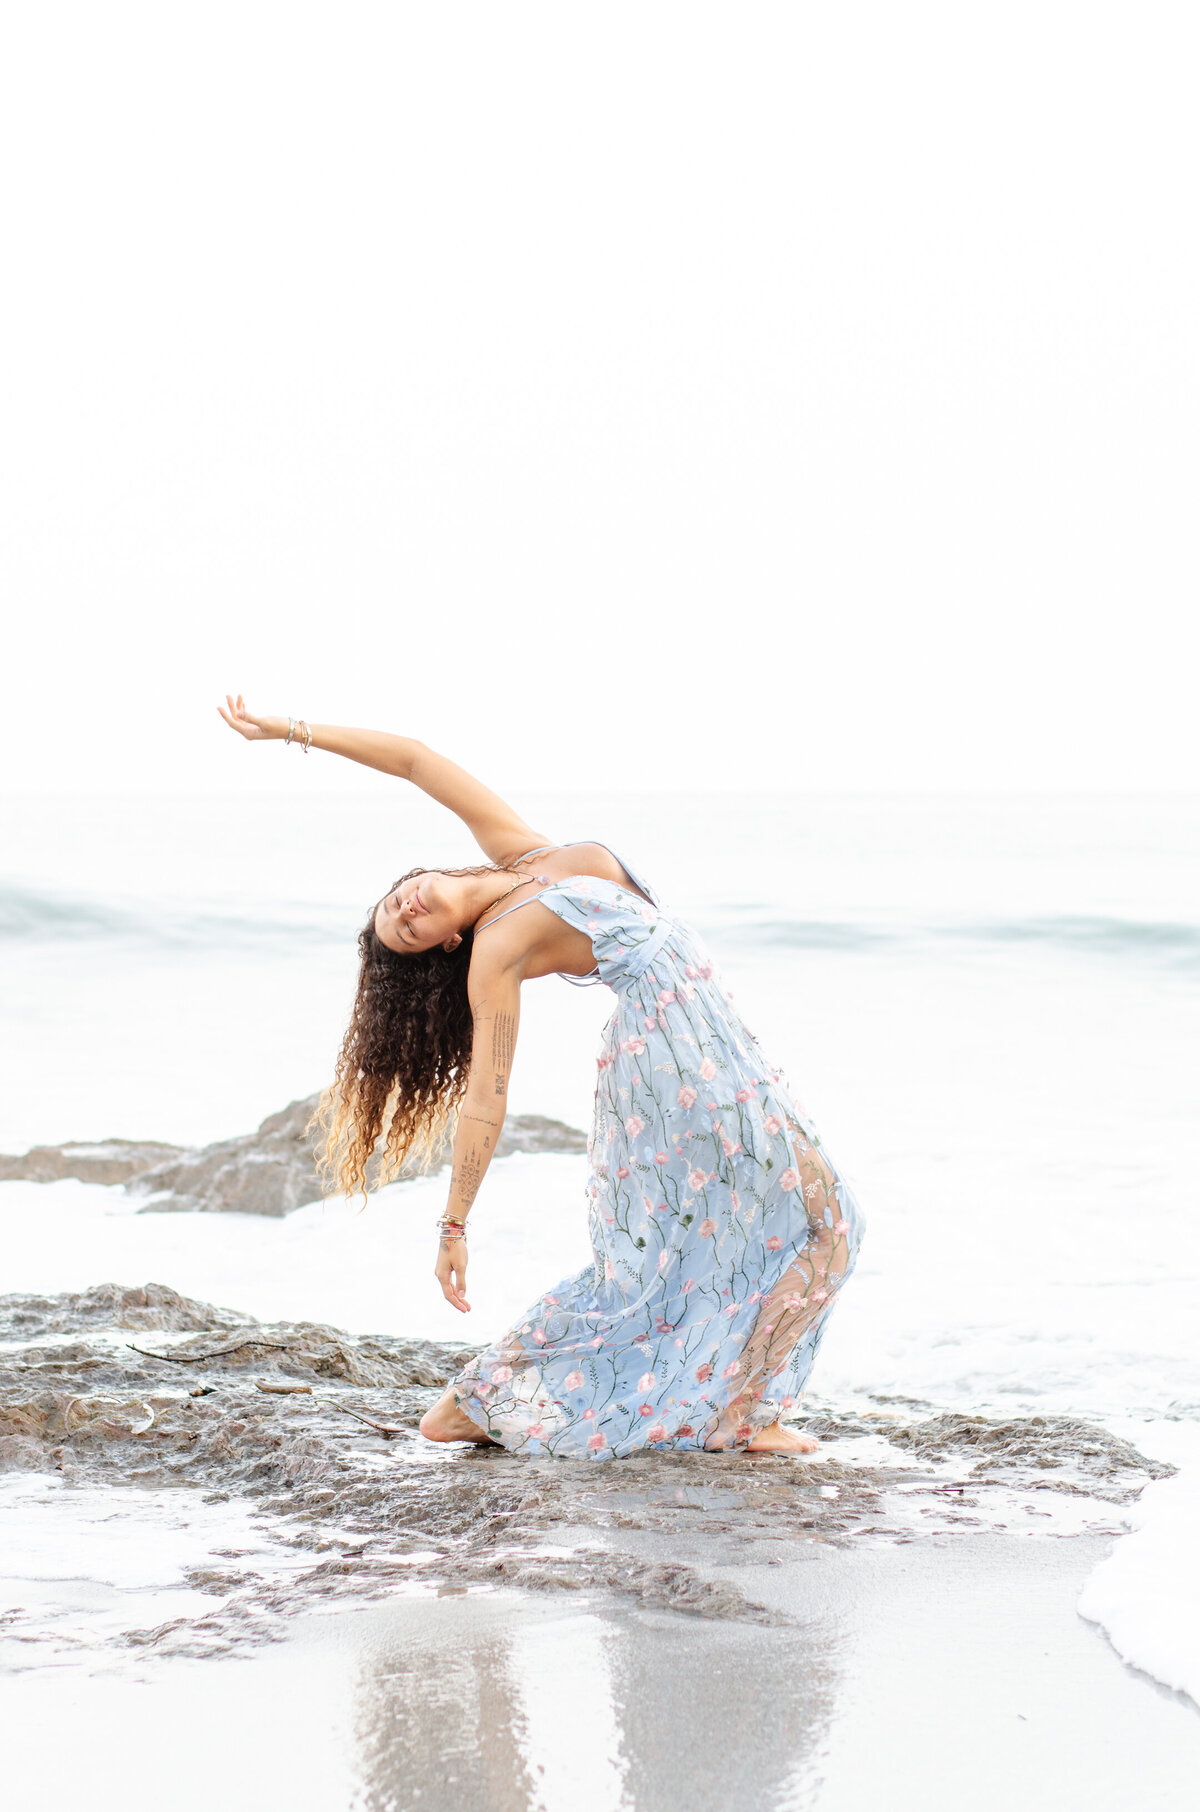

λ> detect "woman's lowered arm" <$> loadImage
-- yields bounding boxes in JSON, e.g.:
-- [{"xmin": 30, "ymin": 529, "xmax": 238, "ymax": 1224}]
[{"xmin": 433, "ymin": 962, "xmax": 522, "ymax": 1313}]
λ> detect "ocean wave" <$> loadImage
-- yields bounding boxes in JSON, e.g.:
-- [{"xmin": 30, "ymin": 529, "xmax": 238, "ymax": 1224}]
[
  {"xmin": 0, "ymin": 883, "xmax": 350, "ymax": 949},
  {"xmin": 705, "ymin": 910, "xmax": 1200, "ymax": 970}
]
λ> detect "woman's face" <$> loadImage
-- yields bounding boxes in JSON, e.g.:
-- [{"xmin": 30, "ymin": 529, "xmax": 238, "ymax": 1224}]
[{"xmin": 373, "ymin": 872, "xmax": 463, "ymax": 956}]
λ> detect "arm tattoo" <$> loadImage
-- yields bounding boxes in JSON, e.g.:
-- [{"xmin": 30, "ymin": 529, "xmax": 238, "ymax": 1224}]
[
  {"xmin": 491, "ymin": 1011, "xmax": 517, "ymax": 1096},
  {"xmin": 452, "ymin": 1149, "xmax": 484, "ymax": 1209}
]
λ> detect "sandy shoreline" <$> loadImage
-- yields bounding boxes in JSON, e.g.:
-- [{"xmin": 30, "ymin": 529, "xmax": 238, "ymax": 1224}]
[{"xmin": 5, "ymin": 1532, "xmax": 1198, "ymax": 1812}]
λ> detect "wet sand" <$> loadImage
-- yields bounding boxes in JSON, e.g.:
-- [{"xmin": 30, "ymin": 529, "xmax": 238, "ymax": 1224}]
[{"xmin": 4, "ymin": 1532, "xmax": 1198, "ymax": 1812}]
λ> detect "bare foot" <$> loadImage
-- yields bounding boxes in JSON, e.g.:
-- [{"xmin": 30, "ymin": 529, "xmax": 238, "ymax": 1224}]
[
  {"xmin": 418, "ymin": 1388, "xmax": 499, "ymax": 1445},
  {"xmin": 744, "ymin": 1424, "xmax": 820, "ymax": 1454}
]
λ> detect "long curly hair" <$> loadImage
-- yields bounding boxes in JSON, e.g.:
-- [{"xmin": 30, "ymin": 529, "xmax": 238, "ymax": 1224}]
[{"xmin": 311, "ymin": 863, "xmax": 519, "ymax": 1201}]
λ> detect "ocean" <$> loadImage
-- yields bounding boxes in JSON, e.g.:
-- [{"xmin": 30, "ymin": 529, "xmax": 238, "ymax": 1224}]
[{"xmin": 2, "ymin": 787, "xmax": 1198, "ymax": 1704}]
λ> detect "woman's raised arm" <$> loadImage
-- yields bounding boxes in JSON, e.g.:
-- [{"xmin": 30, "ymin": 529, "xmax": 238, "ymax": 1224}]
[{"xmin": 218, "ymin": 694, "xmax": 549, "ymax": 865}]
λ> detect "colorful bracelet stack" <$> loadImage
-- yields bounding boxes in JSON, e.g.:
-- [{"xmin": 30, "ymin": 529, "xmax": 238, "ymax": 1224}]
[{"xmin": 437, "ymin": 1216, "xmax": 467, "ymax": 1244}]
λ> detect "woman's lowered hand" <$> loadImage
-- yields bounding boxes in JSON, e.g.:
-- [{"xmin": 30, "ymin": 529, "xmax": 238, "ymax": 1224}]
[{"xmin": 435, "ymin": 1235, "xmax": 471, "ymax": 1314}]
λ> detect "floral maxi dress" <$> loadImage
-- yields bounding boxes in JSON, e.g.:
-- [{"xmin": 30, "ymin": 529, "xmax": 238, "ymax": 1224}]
[{"xmin": 455, "ymin": 853, "xmax": 866, "ymax": 1458}]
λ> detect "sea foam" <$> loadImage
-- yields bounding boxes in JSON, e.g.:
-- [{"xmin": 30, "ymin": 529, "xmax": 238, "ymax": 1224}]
[{"xmin": 1078, "ymin": 1457, "xmax": 1200, "ymax": 1707}]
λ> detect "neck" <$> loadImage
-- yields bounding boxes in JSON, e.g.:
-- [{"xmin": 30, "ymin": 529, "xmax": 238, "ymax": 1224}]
[{"xmin": 460, "ymin": 868, "xmax": 527, "ymax": 930}]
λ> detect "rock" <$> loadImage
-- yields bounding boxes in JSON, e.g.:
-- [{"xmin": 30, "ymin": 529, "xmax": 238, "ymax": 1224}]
[
  {"xmin": 0, "ymin": 1096, "xmax": 587, "ymax": 1218},
  {"xmin": 0, "ymin": 1140, "xmax": 179, "ymax": 1186}
]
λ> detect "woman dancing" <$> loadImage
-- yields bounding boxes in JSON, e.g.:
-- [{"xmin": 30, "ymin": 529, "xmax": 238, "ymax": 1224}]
[{"xmin": 220, "ymin": 698, "xmax": 866, "ymax": 1458}]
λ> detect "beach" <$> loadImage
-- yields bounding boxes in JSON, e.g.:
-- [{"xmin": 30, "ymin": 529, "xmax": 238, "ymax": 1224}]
[{"xmin": 2, "ymin": 788, "xmax": 1198, "ymax": 1806}]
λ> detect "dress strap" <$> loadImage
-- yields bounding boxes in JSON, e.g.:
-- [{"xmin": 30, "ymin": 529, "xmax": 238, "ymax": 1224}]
[
  {"xmin": 474, "ymin": 892, "xmax": 547, "ymax": 936},
  {"xmin": 510, "ymin": 845, "xmax": 556, "ymax": 863}
]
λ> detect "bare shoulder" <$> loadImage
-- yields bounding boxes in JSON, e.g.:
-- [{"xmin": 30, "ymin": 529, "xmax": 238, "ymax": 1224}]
[
  {"xmin": 555, "ymin": 841, "xmax": 630, "ymax": 886},
  {"xmin": 466, "ymin": 908, "xmax": 553, "ymax": 993}
]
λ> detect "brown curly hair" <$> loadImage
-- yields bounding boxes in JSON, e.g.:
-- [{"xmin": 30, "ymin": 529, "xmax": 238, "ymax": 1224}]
[{"xmin": 311, "ymin": 863, "xmax": 519, "ymax": 1200}]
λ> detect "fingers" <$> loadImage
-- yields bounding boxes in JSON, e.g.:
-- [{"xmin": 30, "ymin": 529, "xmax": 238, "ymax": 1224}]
[{"xmin": 435, "ymin": 1245, "xmax": 471, "ymax": 1314}]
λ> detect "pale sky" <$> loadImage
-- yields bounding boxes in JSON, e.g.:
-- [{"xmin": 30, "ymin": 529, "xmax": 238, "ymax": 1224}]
[{"xmin": 2, "ymin": 2, "xmax": 1196, "ymax": 798}]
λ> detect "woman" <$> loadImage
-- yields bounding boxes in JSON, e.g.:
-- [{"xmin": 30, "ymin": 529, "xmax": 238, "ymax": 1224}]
[{"xmin": 219, "ymin": 697, "xmax": 866, "ymax": 1458}]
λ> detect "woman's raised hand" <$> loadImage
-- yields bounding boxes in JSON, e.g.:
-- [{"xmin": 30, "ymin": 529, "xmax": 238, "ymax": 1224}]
[{"xmin": 217, "ymin": 694, "xmax": 285, "ymax": 741}]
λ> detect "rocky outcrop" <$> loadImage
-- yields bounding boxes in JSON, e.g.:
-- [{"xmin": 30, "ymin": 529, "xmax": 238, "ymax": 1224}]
[
  {"xmin": 0, "ymin": 1282, "xmax": 1174, "ymax": 1664},
  {"xmin": 0, "ymin": 1096, "xmax": 588, "ymax": 1217}
]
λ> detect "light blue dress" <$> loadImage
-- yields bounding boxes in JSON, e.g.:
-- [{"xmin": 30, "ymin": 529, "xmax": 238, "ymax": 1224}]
[{"xmin": 455, "ymin": 846, "xmax": 866, "ymax": 1458}]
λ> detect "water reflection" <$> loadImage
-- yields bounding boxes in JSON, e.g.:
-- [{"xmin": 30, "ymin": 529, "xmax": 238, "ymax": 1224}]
[{"xmin": 349, "ymin": 1587, "xmax": 842, "ymax": 1812}]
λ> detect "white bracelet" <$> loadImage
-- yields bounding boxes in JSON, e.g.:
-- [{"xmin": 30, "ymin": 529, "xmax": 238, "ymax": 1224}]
[{"xmin": 284, "ymin": 716, "xmax": 296, "ymax": 746}]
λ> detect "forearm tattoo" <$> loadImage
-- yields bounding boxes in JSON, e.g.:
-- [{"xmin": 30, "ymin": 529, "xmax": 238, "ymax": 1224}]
[
  {"xmin": 451, "ymin": 1148, "xmax": 484, "ymax": 1210},
  {"xmin": 490, "ymin": 1011, "xmax": 517, "ymax": 1096}
]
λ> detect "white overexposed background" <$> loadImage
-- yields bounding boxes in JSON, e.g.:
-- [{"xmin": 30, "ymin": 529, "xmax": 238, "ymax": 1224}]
[{"xmin": 0, "ymin": 2, "xmax": 1195, "ymax": 802}]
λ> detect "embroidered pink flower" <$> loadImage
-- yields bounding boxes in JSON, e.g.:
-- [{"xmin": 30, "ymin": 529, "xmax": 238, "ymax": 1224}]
[
  {"xmin": 587, "ymin": 919, "xmax": 601, "ymax": 932},
  {"xmin": 491, "ymin": 1365, "xmax": 513, "ymax": 1384},
  {"xmin": 812, "ymin": 1288, "xmax": 828, "ymax": 1303},
  {"xmin": 683, "ymin": 1278, "xmax": 696, "ymax": 1293},
  {"xmin": 696, "ymin": 1362, "xmax": 713, "ymax": 1383},
  {"xmin": 722, "ymin": 1302, "xmax": 739, "ymax": 1317},
  {"xmin": 564, "ymin": 1370, "xmax": 584, "ymax": 1390},
  {"xmin": 527, "ymin": 1423, "xmax": 545, "ymax": 1440},
  {"xmin": 721, "ymin": 1137, "xmax": 742, "ymax": 1157},
  {"xmin": 532, "ymin": 1328, "xmax": 547, "ymax": 1345},
  {"xmin": 723, "ymin": 1361, "xmax": 742, "ymax": 1379},
  {"xmin": 589, "ymin": 1335, "xmax": 605, "ymax": 1347},
  {"xmin": 688, "ymin": 1168, "xmax": 708, "ymax": 1191},
  {"xmin": 654, "ymin": 1151, "xmax": 669, "ymax": 1165},
  {"xmin": 676, "ymin": 1423, "xmax": 695, "ymax": 1438},
  {"xmin": 588, "ymin": 1433, "xmax": 606, "ymax": 1450},
  {"xmin": 645, "ymin": 1423, "xmax": 667, "ymax": 1442},
  {"xmin": 731, "ymin": 1190, "xmax": 741, "ymax": 1212},
  {"xmin": 833, "ymin": 1219, "xmax": 850, "ymax": 1235},
  {"xmin": 658, "ymin": 989, "xmax": 676, "ymax": 1007},
  {"xmin": 625, "ymin": 1037, "xmax": 646, "ymax": 1056},
  {"xmin": 625, "ymin": 1115, "xmax": 645, "ymax": 1138},
  {"xmin": 583, "ymin": 1407, "xmax": 596, "ymax": 1419},
  {"xmin": 604, "ymin": 1260, "xmax": 615, "ymax": 1280},
  {"xmin": 616, "ymin": 1166, "xmax": 630, "ymax": 1180},
  {"xmin": 637, "ymin": 1371, "xmax": 656, "ymax": 1390},
  {"xmin": 764, "ymin": 1114, "xmax": 782, "ymax": 1135},
  {"xmin": 780, "ymin": 1167, "xmax": 800, "ymax": 1192},
  {"xmin": 676, "ymin": 1084, "xmax": 698, "ymax": 1110},
  {"xmin": 638, "ymin": 1403, "xmax": 654, "ymax": 1417},
  {"xmin": 644, "ymin": 1016, "xmax": 658, "ymax": 1033},
  {"xmin": 698, "ymin": 1217, "xmax": 717, "ymax": 1238},
  {"xmin": 657, "ymin": 1250, "xmax": 672, "ymax": 1272},
  {"xmin": 699, "ymin": 1058, "xmax": 717, "ymax": 1081},
  {"xmin": 766, "ymin": 1235, "xmax": 783, "ymax": 1251},
  {"xmin": 735, "ymin": 1088, "xmax": 755, "ymax": 1102}
]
